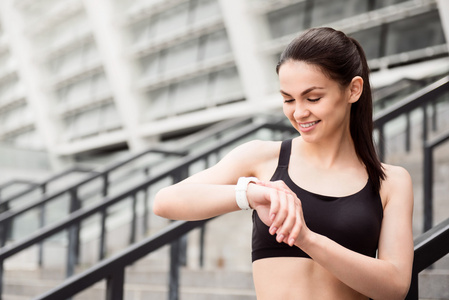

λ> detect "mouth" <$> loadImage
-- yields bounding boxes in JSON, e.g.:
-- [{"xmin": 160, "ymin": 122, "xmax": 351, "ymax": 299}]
[{"xmin": 299, "ymin": 121, "xmax": 320, "ymax": 128}]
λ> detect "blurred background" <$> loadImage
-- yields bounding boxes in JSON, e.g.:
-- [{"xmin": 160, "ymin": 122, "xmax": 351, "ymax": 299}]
[
  {"xmin": 0, "ymin": 0, "xmax": 447, "ymax": 174},
  {"xmin": 0, "ymin": 0, "xmax": 448, "ymax": 299}
]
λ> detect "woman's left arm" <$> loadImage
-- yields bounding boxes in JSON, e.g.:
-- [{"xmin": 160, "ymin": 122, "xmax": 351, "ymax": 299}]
[{"xmin": 300, "ymin": 165, "xmax": 414, "ymax": 299}]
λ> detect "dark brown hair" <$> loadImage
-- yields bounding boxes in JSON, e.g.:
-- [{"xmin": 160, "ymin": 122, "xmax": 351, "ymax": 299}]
[{"xmin": 276, "ymin": 27, "xmax": 385, "ymax": 192}]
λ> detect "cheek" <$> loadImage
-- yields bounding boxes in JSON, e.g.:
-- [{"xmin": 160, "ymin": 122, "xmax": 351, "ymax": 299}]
[{"xmin": 283, "ymin": 105, "xmax": 295, "ymax": 120}]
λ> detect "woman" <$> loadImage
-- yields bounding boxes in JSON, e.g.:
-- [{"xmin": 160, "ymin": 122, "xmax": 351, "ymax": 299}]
[{"xmin": 154, "ymin": 27, "xmax": 414, "ymax": 300}]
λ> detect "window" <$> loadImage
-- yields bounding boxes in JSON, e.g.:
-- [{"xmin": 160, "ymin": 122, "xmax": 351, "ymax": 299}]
[
  {"xmin": 385, "ymin": 11, "xmax": 446, "ymax": 56},
  {"xmin": 311, "ymin": 0, "xmax": 369, "ymax": 27},
  {"xmin": 267, "ymin": 3, "xmax": 306, "ymax": 39},
  {"xmin": 350, "ymin": 26, "xmax": 383, "ymax": 60}
]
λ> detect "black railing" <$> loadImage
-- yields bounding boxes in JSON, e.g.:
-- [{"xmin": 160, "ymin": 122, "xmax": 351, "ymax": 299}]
[
  {"xmin": 0, "ymin": 120, "xmax": 296, "ymax": 299},
  {"xmin": 0, "ymin": 116, "xmax": 254, "ymax": 247},
  {"xmin": 0, "ymin": 148, "xmax": 185, "ymax": 265},
  {"xmin": 406, "ymin": 217, "xmax": 449, "ymax": 300},
  {"xmin": 2, "ymin": 76, "xmax": 448, "ymax": 299},
  {"xmin": 0, "ymin": 166, "xmax": 93, "ymax": 215},
  {"xmin": 374, "ymin": 75, "xmax": 449, "ymax": 161},
  {"xmin": 24, "ymin": 76, "xmax": 449, "ymax": 300},
  {"xmin": 422, "ymin": 129, "xmax": 449, "ymax": 231},
  {"xmin": 0, "ymin": 117, "xmax": 255, "ymax": 274},
  {"xmin": 0, "ymin": 179, "xmax": 38, "ymax": 200},
  {"xmin": 374, "ymin": 75, "xmax": 449, "ymax": 232},
  {"xmin": 0, "ymin": 167, "xmax": 95, "ymax": 246},
  {"xmin": 32, "ymin": 219, "xmax": 210, "ymax": 300}
]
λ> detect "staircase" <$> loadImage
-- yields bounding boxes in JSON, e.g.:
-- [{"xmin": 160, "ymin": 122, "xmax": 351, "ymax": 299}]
[{"xmin": 1, "ymin": 76, "xmax": 449, "ymax": 299}]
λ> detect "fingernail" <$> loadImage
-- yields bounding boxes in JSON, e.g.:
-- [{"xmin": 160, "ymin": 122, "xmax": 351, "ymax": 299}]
[
  {"xmin": 270, "ymin": 226, "xmax": 277, "ymax": 235},
  {"xmin": 270, "ymin": 214, "xmax": 276, "ymax": 221},
  {"xmin": 289, "ymin": 238, "xmax": 295, "ymax": 246},
  {"xmin": 277, "ymin": 234, "xmax": 284, "ymax": 243}
]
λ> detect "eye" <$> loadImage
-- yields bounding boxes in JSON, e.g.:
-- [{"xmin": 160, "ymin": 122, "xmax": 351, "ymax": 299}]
[
  {"xmin": 284, "ymin": 99, "xmax": 295, "ymax": 103},
  {"xmin": 307, "ymin": 98, "xmax": 321, "ymax": 102}
]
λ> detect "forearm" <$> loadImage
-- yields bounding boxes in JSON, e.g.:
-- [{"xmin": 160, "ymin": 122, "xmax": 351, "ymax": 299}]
[
  {"xmin": 300, "ymin": 233, "xmax": 411, "ymax": 300},
  {"xmin": 153, "ymin": 183, "xmax": 240, "ymax": 220}
]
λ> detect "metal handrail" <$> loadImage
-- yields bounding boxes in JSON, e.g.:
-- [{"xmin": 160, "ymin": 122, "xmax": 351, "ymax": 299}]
[
  {"xmin": 422, "ymin": 130, "xmax": 449, "ymax": 231},
  {"xmin": 0, "ymin": 117, "xmax": 256, "ymax": 264},
  {"xmin": 0, "ymin": 166, "xmax": 94, "ymax": 209},
  {"xmin": 32, "ymin": 219, "xmax": 210, "ymax": 300},
  {"xmin": 31, "ymin": 122, "xmax": 449, "ymax": 300},
  {"xmin": 0, "ymin": 121, "xmax": 296, "ymax": 298},
  {"xmin": 0, "ymin": 116, "xmax": 255, "ymax": 228},
  {"xmin": 406, "ymin": 217, "xmax": 449, "ymax": 300},
  {"xmin": 0, "ymin": 179, "xmax": 37, "ymax": 190},
  {"xmin": 0, "ymin": 148, "xmax": 185, "ymax": 261},
  {"xmin": 5, "ymin": 76, "xmax": 449, "ymax": 299},
  {"xmin": 374, "ymin": 75, "xmax": 449, "ymax": 160}
]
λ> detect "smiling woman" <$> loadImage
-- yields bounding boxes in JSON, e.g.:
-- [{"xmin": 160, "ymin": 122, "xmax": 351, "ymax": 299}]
[{"xmin": 153, "ymin": 27, "xmax": 414, "ymax": 300}]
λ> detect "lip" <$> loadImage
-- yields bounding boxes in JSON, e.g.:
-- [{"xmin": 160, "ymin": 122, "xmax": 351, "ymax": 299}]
[{"xmin": 297, "ymin": 120, "xmax": 320, "ymax": 132}]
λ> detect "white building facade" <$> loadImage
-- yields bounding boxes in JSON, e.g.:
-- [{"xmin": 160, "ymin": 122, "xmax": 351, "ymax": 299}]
[{"xmin": 0, "ymin": 0, "xmax": 448, "ymax": 168}]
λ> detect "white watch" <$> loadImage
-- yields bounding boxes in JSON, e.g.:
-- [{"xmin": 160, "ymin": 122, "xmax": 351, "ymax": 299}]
[{"xmin": 235, "ymin": 177, "xmax": 259, "ymax": 210}]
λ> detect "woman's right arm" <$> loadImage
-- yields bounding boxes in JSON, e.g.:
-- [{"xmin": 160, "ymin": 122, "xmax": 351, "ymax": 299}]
[{"xmin": 153, "ymin": 140, "xmax": 275, "ymax": 221}]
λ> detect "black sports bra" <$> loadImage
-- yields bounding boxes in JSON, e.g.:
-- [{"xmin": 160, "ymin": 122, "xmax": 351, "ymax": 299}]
[{"xmin": 252, "ymin": 139, "xmax": 383, "ymax": 262}]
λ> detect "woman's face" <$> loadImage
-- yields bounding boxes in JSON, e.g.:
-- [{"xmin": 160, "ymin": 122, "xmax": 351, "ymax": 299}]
[{"xmin": 278, "ymin": 60, "xmax": 358, "ymax": 143}]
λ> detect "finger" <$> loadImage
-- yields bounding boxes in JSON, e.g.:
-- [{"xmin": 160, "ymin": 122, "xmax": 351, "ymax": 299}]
[
  {"xmin": 276, "ymin": 193, "xmax": 297, "ymax": 243},
  {"xmin": 268, "ymin": 188, "xmax": 280, "ymax": 234},
  {"xmin": 271, "ymin": 191, "xmax": 289, "ymax": 240},
  {"xmin": 287, "ymin": 202, "xmax": 302, "ymax": 246}
]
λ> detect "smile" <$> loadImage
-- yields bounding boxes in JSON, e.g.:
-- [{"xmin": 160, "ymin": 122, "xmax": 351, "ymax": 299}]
[{"xmin": 299, "ymin": 121, "xmax": 319, "ymax": 128}]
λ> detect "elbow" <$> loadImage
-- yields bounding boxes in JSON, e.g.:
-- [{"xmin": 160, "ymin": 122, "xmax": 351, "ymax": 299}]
[
  {"xmin": 397, "ymin": 279, "xmax": 411, "ymax": 300},
  {"xmin": 381, "ymin": 277, "xmax": 411, "ymax": 300},
  {"xmin": 153, "ymin": 188, "xmax": 169, "ymax": 218}
]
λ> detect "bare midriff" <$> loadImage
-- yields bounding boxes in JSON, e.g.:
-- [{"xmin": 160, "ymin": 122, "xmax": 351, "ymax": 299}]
[{"xmin": 252, "ymin": 257, "xmax": 369, "ymax": 300}]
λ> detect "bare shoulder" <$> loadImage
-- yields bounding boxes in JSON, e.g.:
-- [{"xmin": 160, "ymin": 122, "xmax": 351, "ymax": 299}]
[
  {"xmin": 224, "ymin": 140, "xmax": 282, "ymax": 168},
  {"xmin": 380, "ymin": 163, "xmax": 413, "ymax": 207}
]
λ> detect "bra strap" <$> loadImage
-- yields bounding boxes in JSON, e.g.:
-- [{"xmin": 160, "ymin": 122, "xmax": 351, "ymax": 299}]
[{"xmin": 277, "ymin": 139, "xmax": 292, "ymax": 168}]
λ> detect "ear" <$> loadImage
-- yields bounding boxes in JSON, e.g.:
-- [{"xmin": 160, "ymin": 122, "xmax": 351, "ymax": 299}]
[{"xmin": 348, "ymin": 76, "xmax": 363, "ymax": 104}]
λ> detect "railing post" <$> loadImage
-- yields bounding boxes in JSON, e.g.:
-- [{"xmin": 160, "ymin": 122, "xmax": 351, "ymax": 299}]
[
  {"xmin": 106, "ymin": 269, "xmax": 125, "ymax": 300},
  {"xmin": 431, "ymin": 100, "xmax": 437, "ymax": 132},
  {"xmin": 68, "ymin": 189, "xmax": 81, "ymax": 268},
  {"xmin": 172, "ymin": 169, "xmax": 189, "ymax": 267},
  {"xmin": 103, "ymin": 173, "xmax": 109, "ymax": 198},
  {"xmin": 142, "ymin": 187, "xmax": 149, "ymax": 235},
  {"xmin": 142, "ymin": 168, "xmax": 150, "ymax": 235},
  {"xmin": 422, "ymin": 104, "xmax": 428, "ymax": 145},
  {"xmin": 199, "ymin": 224, "xmax": 206, "ymax": 268},
  {"xmin": 169, "ymin": 238, "xmax": 181, "ymax": 300},
  {"xmin": 129, "ymin": 193, "xmax": 137, "ymax": 245},
  {"xmin": 405, "ymin": 112, "xmax": 411, "ymax": 152},
  {"xmin": 38, "ymin": 184, "xmax": 47, "ymax": 267},
  {"xmin": 0, "ymin": 203, "xmax": 8, "ymax": 248},
  {"xmin": 0, "ymin": 259, "xmax": 4, "ymax": 300},
  {"xmin": 423, "ymin": 145, "xmax": 433, "ymax": 232},
  {"xmin": 67, "ymin": 224, "xmax": 77, "ymax": 278},
  {"xmin": 99, "ymin": 207, "xmax": 107, "ymax": 260},
  {"xmin": 99, "ymin": 174, "xmax": 109, "ymax": 260},
  {"xmin": 377, "ymin": 125, "xmax": 385, "ymax": 162}
]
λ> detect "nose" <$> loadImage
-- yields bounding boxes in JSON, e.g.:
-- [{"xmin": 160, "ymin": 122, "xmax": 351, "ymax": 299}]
[{"xmin": 293, "ymin": 102, "xmax": 310, "ymax": 120}]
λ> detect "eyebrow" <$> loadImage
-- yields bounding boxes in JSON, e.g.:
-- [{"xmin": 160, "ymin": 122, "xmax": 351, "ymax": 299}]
[{"xmin": 280, "ymin": 86, "xmax": 325, "ymax": 97}]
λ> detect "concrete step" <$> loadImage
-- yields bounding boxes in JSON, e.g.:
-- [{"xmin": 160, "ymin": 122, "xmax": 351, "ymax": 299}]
[
  {"xmin": 4, "ymin": 265, "xmax": 449, "ymax": 300},
  {"xmin": 4, "ymin": 267, "xmax": 256, "ymax": 300},
  {"xmin": 419, "ymin": 269, "xmax": 449, "ymax": 300}
]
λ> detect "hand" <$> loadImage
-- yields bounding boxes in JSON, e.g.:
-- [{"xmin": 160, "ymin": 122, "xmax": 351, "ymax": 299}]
[{"xmin": 252, "ymin": 180, "xmax": 309, "ymax": 247}]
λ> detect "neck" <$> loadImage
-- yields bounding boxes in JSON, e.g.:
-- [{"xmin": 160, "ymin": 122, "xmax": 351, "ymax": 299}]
[{"xmin": 298, "ymin": 130, "xmax": 359, "ymax": 170}]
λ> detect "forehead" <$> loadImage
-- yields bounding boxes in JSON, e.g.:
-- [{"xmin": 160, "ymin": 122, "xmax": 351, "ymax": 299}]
[{"xmin": 278, "ymin": 61, "xmax": 330, "ymax": 89}]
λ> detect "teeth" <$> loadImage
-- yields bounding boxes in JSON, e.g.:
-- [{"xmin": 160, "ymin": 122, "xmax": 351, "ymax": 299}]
[{"xmin": 300, "ymin": 121, "xmax": 318, "ymax": 128}]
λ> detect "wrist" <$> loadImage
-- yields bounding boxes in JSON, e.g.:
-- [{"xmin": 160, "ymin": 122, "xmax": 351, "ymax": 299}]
[
  {"xmin": 235, "ymin": 177, "xmax": 259, "ymax": 210},
  {"xmin": 295, "ymin": 229, "xmax": 317, "ymax": 253}
]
